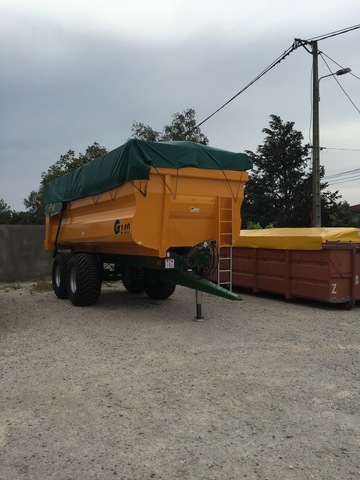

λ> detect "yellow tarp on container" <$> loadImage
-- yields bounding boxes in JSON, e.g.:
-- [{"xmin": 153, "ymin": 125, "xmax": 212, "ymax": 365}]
[{"xmin": 234, "ymin": 228, "xmax": 360, "ymax": 250}]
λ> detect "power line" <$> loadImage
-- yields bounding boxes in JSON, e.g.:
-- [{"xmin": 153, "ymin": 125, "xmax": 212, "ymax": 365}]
[
  {"xmin": 327, "ymin": 175, "xmax": 360, "ymax": 186},
  {"xmin": 307, "ymin": 51, "xmax": 360, "ymax": 147},
  {"xmin": 324, "ymin": 147, "xmax": 360, "ymax": 152},
  {"xmin": 304, "ymin": 23, "xmax": 360, "ymax": 42},
  {"xmin": 319, "ymin": 52, "xmax": 360, "ymax": 114},
  {"xmin": 325, "ymin": 167, "xmax": 360, "ymax": 180},
  {"xmin": 195, "ymin": 43, "xmax": 298, "ymax": 130},
  {"xmin": 325, "ymin": 167, "xmax": 360, "ymax": 186},
  {"xmin": 321, "ymin": 51, "xmax": 360, "ymax": 81},
  {"xmin": 194, "ymin": 24, "xmax": 360, "ymax": 132}
]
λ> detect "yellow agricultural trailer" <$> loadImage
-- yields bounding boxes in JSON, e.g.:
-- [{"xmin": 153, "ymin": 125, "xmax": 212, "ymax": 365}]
[{"xmin": 44, "ymin": 140, "xmax": 252, "ymax": 316}]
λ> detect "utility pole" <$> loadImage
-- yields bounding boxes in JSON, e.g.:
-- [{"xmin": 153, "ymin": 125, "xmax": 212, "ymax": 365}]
[
  {"xmin": 295, "ymin": 36, "xmax": 352, "ymax": 228},
  {"xmin": 312, "ymin": 40, "xmax": 321, "ymax": 227}
]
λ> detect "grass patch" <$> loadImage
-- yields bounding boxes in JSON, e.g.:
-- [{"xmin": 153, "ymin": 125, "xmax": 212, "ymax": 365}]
[
  {"xmin": 30, "ymin": 280, "xmax": 53, "ymax": 293},
  {"xmin": 0, "ymin": 283, "xmax": 22, "ymax": 292}
]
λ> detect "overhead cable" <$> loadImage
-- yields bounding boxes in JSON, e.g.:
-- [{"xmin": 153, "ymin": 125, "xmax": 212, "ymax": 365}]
[
  {"xmin": 195, "ymin": 42, "xmax": 298, "ymax": 130},
  {"xmin": 325, "ymin": 147, "xmax": 360, "ymax": 152},
  {"xmin": 304, "ymin": 23, "xmax": 360, "ymax": 42},
  {"xmin": 321, "ymin": 51, "xmax": 360, "ymax": 81},
  {"xmin": 325, "ymin": 167, "xmax": 360, "ymax": 180},
  {"xmin": 194, "ymin": 24, "xmax": 360, "ymax": 132},
  {"xmin": 319, "ymin": 52, "xmax": 360, "ymax": 114},
  {"xmin": 327, "ymin": 175, "xmax": 360, "ymax": 186}
]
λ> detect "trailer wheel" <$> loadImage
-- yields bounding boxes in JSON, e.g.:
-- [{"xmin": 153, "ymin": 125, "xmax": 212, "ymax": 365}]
[
  {"xmin": 144, "ymin": 278, "xmax": 176, "ymax": 300},
  {"xmin": 52, "ymin": 253, "xmax": 73, "ymax": 299},
  {"xmin": 122, "ymin": 278, "xmax": 145, "ymax": 294},
  {"xmin": 66, "ymin": 254, "xmax": 102, "ymax": 306}
]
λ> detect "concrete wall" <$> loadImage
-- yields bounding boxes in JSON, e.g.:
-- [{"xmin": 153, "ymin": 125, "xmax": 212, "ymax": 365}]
[{"xmin": 0, "ymin": 225, "xmax": 52, "ymax": 282}]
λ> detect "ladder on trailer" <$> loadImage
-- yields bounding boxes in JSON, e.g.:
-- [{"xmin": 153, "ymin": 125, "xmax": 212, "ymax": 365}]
[
  {"xmin": 217, "ymin": 197, "xmax": 233, "ymax": 291},
  {"xmin": 217, "ymin": 247, "xmax": 233, "ymax": 291}
]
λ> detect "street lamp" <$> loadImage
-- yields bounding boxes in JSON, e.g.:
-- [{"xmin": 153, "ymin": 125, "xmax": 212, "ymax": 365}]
[
  {"xmin": 312, "ymin": 51, "xmax": 351, "ymax": 227},
  {"xmin": 318, "ymin": 67, "xmax": 352, "ymax": 99},
  {"xmin": 319, "ymin": 67, "xmax": 351, "ymax": 81}
]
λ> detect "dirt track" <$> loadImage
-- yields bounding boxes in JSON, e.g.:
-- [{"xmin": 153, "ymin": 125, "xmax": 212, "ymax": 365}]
[{"xmin": 1, "ymin": 282, "xmax": 359, "ymax": 479}]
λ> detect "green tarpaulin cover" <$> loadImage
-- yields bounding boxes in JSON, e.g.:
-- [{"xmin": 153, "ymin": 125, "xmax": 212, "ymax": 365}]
[{"xmin": 44, "ymin": 140, "xmax": 252, "ymax": 216}]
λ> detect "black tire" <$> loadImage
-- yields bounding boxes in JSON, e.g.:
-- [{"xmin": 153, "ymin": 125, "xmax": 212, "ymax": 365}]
[
  {"xmin": 144, "ymin": 278, "xmax": 176, "ymax": 300},
  {"xmin": 122, "ymin": 278, "xmax": 145, "ymax": 294},
  {"xmin": 66, "ymin": 254, "xmax": 102, "ymax": 306},
  {"xmin": 52, "ymin": 253, "xmax": 73, "ymax": 299}
]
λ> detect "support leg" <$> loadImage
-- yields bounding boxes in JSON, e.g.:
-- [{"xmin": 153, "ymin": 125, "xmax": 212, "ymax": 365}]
[{"xmin": 194, "ymin": 290, "xmax": 204, "ymax": 321}]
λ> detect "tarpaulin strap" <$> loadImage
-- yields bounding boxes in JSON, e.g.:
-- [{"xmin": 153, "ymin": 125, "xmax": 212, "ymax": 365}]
[
  {"xmin": 53, "ymin": 203, "xmax": 66, "ymax": 258},
  {"xmin": 151, "ymin": 164, "xmax": 179, "ymax": 199}
]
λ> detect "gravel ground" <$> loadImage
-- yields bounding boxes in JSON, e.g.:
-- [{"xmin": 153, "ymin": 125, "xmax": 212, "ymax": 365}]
[{"xmin": 0, "ymin": 282, "xmax": 359, "ymax": 480}]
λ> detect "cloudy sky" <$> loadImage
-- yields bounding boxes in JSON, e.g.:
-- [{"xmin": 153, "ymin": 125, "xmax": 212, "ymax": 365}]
[{"xmin": 1, "ymin": 0, "xmax": 359, "ymax": 211}]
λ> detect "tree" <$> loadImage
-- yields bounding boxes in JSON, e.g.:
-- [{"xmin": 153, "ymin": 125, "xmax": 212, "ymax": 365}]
[
  {"xmin": 130, "ymin": 108, "xmax": 209, "ymax": 145},
  {"xmin": 242, "ymin": 115, "xmax": 311, "ymax": 227},
  {"xmin": 0, "ymin": 199, "xmax": 32, "ymax": 224},
  {"xmin": 24, "ymin": 142, "xmax": 107, "ymax": 224},
  {"xmin": 0, "ymin": 198, "xmax": 12, "ymax": 224},
  {"xmin": 242, "ymin": 114, "xmax": 344, "ymax": 228},
  {"xmin": 130, "ymin": 123, "xmax": 160, "ymax": 142},
  {"xmin": 327, "ymin": 200, "xmax": 360, "ymax": 227},
  {"xmin": 9, "ymin": 210, "xmax": 32, "ymax": 225},
  {"xmin": 23, "ymin": 190, "xmax": 44, "ymax": 225}
]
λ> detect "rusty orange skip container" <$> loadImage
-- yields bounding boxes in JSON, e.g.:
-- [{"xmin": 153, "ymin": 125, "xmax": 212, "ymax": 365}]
[
  {"xmin": 231, "ymin": 228, "xmax": 360, "ymax": 309},
  {"xmin": 44, "ymin": 141, "xmax": 251, "ymax": 258}
]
